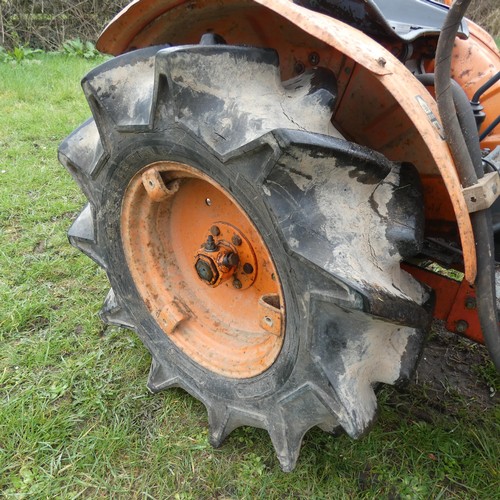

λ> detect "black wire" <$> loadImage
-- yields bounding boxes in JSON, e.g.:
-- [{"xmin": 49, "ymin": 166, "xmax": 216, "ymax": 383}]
[
  {"xmin": 471, "ymin": 71, "xmax": 500, "ymax": 104},
  {"xmin": 479, "ymin": 115, "xmax": 500, "ymax": 141}
]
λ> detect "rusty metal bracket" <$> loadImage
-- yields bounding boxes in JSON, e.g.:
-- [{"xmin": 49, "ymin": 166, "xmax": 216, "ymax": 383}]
[
  {"xmin": 462, "ymin": 171, "xmax": 500, "ymax": 212},
  {"xmin": 142, "ymin": 167, "xmax": 180, "ymax": 202}
]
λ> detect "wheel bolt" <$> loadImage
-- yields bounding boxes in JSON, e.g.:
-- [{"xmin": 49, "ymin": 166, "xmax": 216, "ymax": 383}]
[
  {"xmin": 210, "ymin": 225, "xmax": 220, "ymax": 236},
  {"xmin": 232, "ymin": 235, "xmax": 242, "ymax": 246},
  {"xmin": 223, "ymin": 252, "xmax": 240, "ymax": 267},
  {"xmin": 204, "ymin": 235, "xmax": 217, "ymax": 252},
  {"xmin": 233, "ymin": 279, "xmax": 242, "ymax": 289}
]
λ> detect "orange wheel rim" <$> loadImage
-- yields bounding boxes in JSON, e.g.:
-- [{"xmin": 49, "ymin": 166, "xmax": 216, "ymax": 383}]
[{"xmin": 121, "ymin": 161, "xmax": 285, "ymax": 378}]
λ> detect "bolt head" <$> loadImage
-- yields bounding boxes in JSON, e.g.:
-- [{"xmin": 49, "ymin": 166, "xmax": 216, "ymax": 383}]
[
  {"xmin": 232, "ymin": 235, "xmax": 242, "ymax": 246},
  {"xmin": 465, "ymin": 297, "xmax": 476, "ymax": 309},
  {"xmin": 210, "ymin": 225, "xmax": 220, "ymax": 236},
  {"xmin": 456, "ymin": 320, "xmax": 469, "ymax": 333},
  {"xmin": 233, "ymin": 279, "xmax": 242, "ymax": 289},
  {"xmin": 308, "ymin": 52, "xmax": 320, "ymax": 65}
]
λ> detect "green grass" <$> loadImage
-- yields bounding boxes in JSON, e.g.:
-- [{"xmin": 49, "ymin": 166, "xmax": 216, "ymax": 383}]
[{"xmin": 1, "ymin": 54, "xmax": 499, "ymax": 499}]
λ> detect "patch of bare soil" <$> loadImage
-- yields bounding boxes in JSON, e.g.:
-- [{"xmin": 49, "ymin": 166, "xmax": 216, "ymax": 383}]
[
  {"xmin": 401, "ymin": 321, "xmax": 499, "ymax": 422},
  {"xmin": 383, "ymin": 320, "xmax": 498, "ymax": 426}
]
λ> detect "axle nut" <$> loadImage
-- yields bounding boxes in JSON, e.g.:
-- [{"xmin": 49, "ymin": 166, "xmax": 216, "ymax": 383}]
[{"xmin": 195, "ymin": 257, "xmax": 219, "ymax": 284}]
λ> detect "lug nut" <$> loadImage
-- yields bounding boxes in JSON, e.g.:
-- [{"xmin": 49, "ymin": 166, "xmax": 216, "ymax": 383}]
[
  {"xmin": 222, "ymin": 252, "xmax": 240, "ymax": 267},
  {"xmin": 232, "ymin": 235, "xmax": 242, "ymax": 246},
  {"xmin": 210, "ymin": 225, "xmax": 220, "ymax": 236},
  {"xmin": 456, "ymin": 320, "xmax": 469, "ymax": 333},
  {"xmin": 233, "ymin": 279, "xmax": 242, "ymax": 289},
  {"xmin": 243, "ymin": 263, "xmax": 254, "ymax": 274}
]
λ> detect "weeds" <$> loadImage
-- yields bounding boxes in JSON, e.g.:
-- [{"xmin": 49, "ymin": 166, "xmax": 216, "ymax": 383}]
[
  {"xmin": 0, "ymin": 46, "xmax": 43, "ymax": 64},
  {"xmin": 0, "ymin": 39, "xmax": 101, "ymax": 65},
  {"xmin": 61, "ymin": 39, "xmax": 100, "ymax": 59}
]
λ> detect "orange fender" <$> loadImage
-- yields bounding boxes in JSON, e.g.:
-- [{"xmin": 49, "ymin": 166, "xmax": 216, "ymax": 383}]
[{"xmin": 97, "ymin": 0, "xmax": 478, "ymax": 283}]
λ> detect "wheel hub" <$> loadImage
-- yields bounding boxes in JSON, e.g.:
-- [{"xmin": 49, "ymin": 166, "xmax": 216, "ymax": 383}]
[{"xmin": 194, "ymin": 223, "xmax": 257, "ymax": 290}]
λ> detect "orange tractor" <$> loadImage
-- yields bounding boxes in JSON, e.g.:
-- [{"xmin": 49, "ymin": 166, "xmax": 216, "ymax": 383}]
[{"xmin": 59, "ymin": 0, "xmax": 500, "ymax": 470}]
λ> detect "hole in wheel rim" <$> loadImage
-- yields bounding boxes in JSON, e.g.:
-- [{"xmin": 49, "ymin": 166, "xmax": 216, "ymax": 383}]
[{"xmin": 121, "ymin": 161, "xmax": 285, "ymax": 378}]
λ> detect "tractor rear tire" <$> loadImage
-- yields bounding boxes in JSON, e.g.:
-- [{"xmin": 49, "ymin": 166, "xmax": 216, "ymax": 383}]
[{"xmin": 59, "ymin": 43, "xmax": 433, "ymax": 471}]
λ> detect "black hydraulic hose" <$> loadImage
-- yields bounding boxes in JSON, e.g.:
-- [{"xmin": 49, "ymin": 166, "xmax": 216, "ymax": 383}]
[
  {"xmin": 471, "ymin": 71, "xmax": 500, "ymax": 105},
  {"xmin": 435, "ymin": 0, "xmax": 500, "ymax": 371},
  {"xmin": 470, "ymin": 209, "xmax": 500, "ymax": 368},
  {"xmin": 449, "ymin": 79, "xmax": 484, "ymax": 171},
  {"xmin": 416, "ymin": 74, "xmax": 482, "ymax": 170},
  {"xmin": 435, "ymin": 0, "xmax": 478, "ymax": 188}
]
